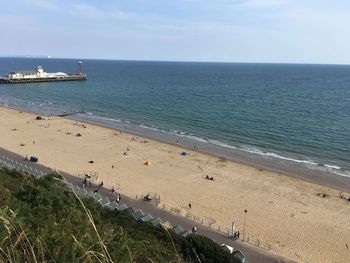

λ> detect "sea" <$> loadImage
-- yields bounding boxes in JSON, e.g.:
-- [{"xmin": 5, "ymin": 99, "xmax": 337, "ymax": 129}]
[{"xmin": 0, "ymin": 57, "xmax": 349, "ymax": 179}]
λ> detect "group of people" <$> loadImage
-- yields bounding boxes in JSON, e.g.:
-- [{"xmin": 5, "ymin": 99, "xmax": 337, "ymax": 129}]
[
  {"xmin": 82, "ymin": 178, "xmax": 92, "ymax": 188},
  {"xmin": 82, "ymin": 177, "xmax": 122, "ymax": 203},
  {"xmin": 205, "ymin": 175, "xmax": 215, "ymax": 181},
  {"xmin": 233, "ymin": 231, "xmax": 240, "ymax": 240}
]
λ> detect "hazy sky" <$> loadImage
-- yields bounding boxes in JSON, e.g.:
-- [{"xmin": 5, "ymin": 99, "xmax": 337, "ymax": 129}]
[{"xmin": 1, "ymin": 0, "xmax": 350, "ymax": 64}]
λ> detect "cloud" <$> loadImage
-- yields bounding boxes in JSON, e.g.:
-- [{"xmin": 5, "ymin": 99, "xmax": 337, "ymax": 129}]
[
  {"xmin": 69, "ymin": 2, "xmax": 133, "ymax": 20},
  {"xmin": 241, "ymin": 0, "xmax": 286, "ymax": 7},
  {"xmin": 24, "ymin": 0, "xmax": 59, "ymax": 10}
]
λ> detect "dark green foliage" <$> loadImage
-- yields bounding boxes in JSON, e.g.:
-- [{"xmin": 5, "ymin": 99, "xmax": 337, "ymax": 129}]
[
  {"xmin": 181, "ymin": 234, "xmax": 240, "ymax": 263},
  {"xmin": 0, "ymin": 166, "xmax": 239, "ymax": 263}
]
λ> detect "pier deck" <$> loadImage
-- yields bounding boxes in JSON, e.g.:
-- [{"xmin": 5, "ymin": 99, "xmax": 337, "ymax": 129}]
[{"xmin": 0, "ymin": 74, "xmax": 86, "ymax": 84}]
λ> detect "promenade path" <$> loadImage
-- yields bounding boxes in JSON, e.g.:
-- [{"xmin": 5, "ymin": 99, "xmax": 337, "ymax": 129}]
[{"xmin": 0, "ymin": 147, "xmax": 296, "ymax": 263}]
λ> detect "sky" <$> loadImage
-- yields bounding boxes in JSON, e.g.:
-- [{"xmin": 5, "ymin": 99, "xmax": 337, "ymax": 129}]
[{"xmin": 0, "ymin": 0, "xmax": 350, "ymax": 64}]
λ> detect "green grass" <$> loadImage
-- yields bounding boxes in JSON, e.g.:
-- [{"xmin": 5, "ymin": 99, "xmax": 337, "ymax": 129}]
[{"xmin": 0, "ymin": 167, "xmax": 239, "ymax": 263}]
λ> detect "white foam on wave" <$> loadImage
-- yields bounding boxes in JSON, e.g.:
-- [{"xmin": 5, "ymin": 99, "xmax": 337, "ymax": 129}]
[
  {"xmin": 241, "ymin": 146, "xmax": 319, "ymax": 165},
  {"xmin": 324, "ymin": 164, "xmax": 341, "ymax": 170},
  {"xmin": 208, "ymin": 139, "xmax": 237, "ymax": 150},
  {"xmin": 178, "ymin": 134, "xmax": 208, "ymax": 143},
  {"xmin": 308, "ymin": 164, "xmax": 350, "ymax": 178},
  {"xmin": 85, "ymin": 113, "xmax": 122, "ymax": 123},
  {"xmin": 139, "ymin": 124, "xmax": 162, "ymax": 132},
  {"xmin": 167, "ymin": 129, "xmax": 208, "ymax": 143},
  {"xmin": 332, "ymin": 170, "xmax": 350, "ymax": 178},
  {"xmin": 240, "ymin": 146, "xmax": 350, "ymax": 178}
]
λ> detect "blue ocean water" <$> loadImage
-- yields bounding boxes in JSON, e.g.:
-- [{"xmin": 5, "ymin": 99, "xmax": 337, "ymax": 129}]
[{"xmin": 0, "ymin": 58, "xmax": 350, "ymax": 177}]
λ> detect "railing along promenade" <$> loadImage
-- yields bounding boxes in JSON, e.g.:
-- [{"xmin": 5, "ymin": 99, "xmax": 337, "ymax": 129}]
[{"xmin": 158, "ymin": 202, "xmax": 272, "ymax": 251}]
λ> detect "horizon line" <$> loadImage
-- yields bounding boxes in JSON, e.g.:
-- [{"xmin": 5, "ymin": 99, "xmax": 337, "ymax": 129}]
[{"xmin": 1, "ymin": 55, "xmax": 350, "ymax": 66}]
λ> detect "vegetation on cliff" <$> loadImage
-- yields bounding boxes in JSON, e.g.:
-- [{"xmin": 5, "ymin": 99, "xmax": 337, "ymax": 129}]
[{"xmin": 0, "ymin": 167, "xmax": 238, "ymax": 262}]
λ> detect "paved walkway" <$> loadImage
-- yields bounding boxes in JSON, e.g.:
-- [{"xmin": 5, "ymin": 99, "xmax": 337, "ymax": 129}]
[{"xmin": 0, "ymin": 147, "xmax": 295, "ymax": 263}]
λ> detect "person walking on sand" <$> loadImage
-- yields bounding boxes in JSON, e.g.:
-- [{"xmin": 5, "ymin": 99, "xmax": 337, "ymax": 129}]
[{"xmin": 188, "ymin": 202, "xmax": 192, "ymax": 209}]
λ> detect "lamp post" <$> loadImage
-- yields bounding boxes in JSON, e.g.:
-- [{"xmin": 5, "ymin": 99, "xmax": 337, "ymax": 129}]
[
  {"xmin": 243, "ymin": 209, "xmax": 248, "ymax": 242},
  {"xmin": 231, "ymin": 221, "xmax": 235, "ymax": 238}
]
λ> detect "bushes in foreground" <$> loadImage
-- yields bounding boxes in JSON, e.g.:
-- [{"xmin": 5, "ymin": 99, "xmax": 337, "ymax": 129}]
[{"xmin": 0, "ymin": 167, "xmax": 238, "ymax": 262}]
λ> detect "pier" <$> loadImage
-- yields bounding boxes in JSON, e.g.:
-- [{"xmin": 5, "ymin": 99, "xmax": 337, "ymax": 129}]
[
  {"xmin": 0, "ymin": 74, "xmax": 86, "ymax": 84},
  {"xmin": 0, "ymin": 62, "xmax": 87, "ymax": 84}
]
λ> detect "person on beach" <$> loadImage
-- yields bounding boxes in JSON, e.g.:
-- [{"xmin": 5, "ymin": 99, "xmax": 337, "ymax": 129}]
[
  {"xmin": 82, "ymin": 178, "xmax": 87, "ymax": 188},
  {"xmin": 94, "ymin": 189, "xmax": 98, "ymax": 195},
  {"xmin": 98, "ymin": 181, "xmax": 104, "ymax": 188},
  {"xmin": 192, "ymin": 225, "xmax": 197, "ymax": 233},
  {"xmin": 176, "ymin": 140, "xmax": 179, "ymax": 145},
  {"xmin": 188, "ymin": 202, "xmax": 192, "ymax": 209},
  {"xmin": 116, "ymin": 193, "xmax": 121, "ymax": 203}
]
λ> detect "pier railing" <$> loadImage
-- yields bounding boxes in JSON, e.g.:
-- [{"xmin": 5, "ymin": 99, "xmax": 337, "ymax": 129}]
[{"xmin": 158, "ymin": 203, "xmax": 272, "ymax": 251}]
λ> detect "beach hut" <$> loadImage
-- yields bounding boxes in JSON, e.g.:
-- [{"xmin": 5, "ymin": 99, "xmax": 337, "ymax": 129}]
[
  {"xmin": 140, "ymin": 213, "xmax": 154, "ymax": 223},
  {"xmin": 98, "ymin": 197, "xmax": 110, "ymax": 207},
  {"xmin": 172, "ymin": 225, "xmax": 185, "ymax": 235},
  {"xmin": 106, "ymin": 201, "xmax": 119, "ymax": 211},
  {"xmin": 132, "ymin": 210, "xmax": 145, "ymax": 221},
  {"xmin": 126, "ymin": 207, "xmax": 136, "ymax": 216},
  {"xmin": 150, "ymin": 217, "xmax": 163, "ymax": 227},
  {"xmin": 233, "ymin": 250, "xmax": 246, "ymax": 263},
  {"xmin": 144, "ymin": 160, "xmax": 151, "ymax": 166},
  {"xmin": 221, "ymin": 244, "xmax": 234, "ymax": 254},
  {"xmin": 161, "ymin": 220, "xmax": 173, "ymax": 229},
  {"xmin": 117, "ymin": 203, "xmax": 128, "ymax": 212}
]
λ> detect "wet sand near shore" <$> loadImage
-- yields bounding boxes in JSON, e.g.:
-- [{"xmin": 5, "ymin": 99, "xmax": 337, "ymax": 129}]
[{"xmin": 1, "ymin": 106, "xmax": 350, "ymax": 263}]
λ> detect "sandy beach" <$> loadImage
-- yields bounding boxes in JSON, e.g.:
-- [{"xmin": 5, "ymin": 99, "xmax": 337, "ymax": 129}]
[{"xmin": 0, "ymin": 106, "xmax": 349, "ymax": 263}]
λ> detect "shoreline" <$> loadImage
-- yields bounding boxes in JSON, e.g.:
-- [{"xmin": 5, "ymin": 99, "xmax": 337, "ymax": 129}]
[
  {"xmin": 2, "ymin": 103, "xmax": 350, "ymax": 193},
  {"xmin": 69, "ymin": 113, "xmax": 350, "ymax": 193}
]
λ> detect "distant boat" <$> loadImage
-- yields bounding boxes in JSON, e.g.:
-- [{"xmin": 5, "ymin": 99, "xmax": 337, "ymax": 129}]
[{"xmin": 0, "ymin": 62, "xmax": 87, "ymax": 84}]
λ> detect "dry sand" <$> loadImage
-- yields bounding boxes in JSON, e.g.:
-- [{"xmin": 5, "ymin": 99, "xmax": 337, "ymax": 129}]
[{"xmin": 0, "ymin": 106, "xmax": 349, "ymax": 263}]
